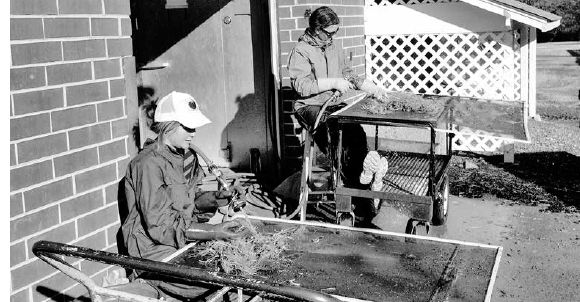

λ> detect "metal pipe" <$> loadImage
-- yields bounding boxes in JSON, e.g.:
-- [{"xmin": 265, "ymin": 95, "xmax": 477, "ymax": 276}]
[{"xmin": 32, "ymin": 241, "xmax": 342, "ymax": 302}]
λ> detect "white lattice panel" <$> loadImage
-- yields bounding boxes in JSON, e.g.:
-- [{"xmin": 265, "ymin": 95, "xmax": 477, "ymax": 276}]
[
  {"xmin": 450, "ymin": 125, "xmax": 514, "ymax": 152},
  {"xmin": 366, "ymin": 32, "xmax": 520, "ymax": 100},
  {"xmin": 365, "ymin": 30, "xmax": 523, "ymax": 152}
]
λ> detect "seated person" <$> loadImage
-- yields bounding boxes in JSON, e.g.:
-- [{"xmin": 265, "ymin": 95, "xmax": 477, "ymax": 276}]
[
  {"xmin": 121, "ymin": 91, "xmax": 248, "ymax": 300},
  {"xmin": 287, "ymin": 6, "xmax": 390, "ymax": 219}
]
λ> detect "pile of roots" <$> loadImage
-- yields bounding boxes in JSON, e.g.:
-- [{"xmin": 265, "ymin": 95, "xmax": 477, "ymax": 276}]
[
  {"xmin": 362, "ymin": 91, "xmax": 443, "ymax": 114},
  {"xmin": 198, "ymin": 225, "xmax": 299, "ymax": 276}
]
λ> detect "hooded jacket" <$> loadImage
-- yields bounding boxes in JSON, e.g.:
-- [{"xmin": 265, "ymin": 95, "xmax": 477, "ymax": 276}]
[{"xmin": 121, "ymin": 139, "xmax": 221, "ymax": 261}]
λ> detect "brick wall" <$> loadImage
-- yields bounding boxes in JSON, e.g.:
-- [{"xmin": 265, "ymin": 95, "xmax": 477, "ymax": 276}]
[
  {"xmin": 9, "ymin": 0, "xmax": 133, "ymax": 301},
  {"xmin": 276, "ymin": 0, "xmax": 366, "ymax": 173}
]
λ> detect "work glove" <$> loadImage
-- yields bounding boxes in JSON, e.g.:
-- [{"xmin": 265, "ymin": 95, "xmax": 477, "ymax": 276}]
[
  {"xmin": 359, "ymin": 79, "xmax": 388, "ymax": 99},
  {"xmin": 318, "ymin": 78, "xmax": 354, "ymax": 94},
  {"xmin": 210, "ymin": 219, "xmax": 252, "ymax": 240}
]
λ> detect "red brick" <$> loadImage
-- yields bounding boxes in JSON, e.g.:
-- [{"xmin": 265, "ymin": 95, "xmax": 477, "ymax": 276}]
[
  {"xmin": 17, "ymin": 133, "xmax": 68, "ymax": 163},
  {"xmin": 10, "ymin": 113, "xmax": 51, "ymax": 141},
  {"xmin": 23, "ymin": 177, "xmax": 73, "ymax": 211},
  {"xmin": 11, "ymin": 258, "xmax": 57, "ymax": 291},
  {"xmin": 78, "ymin": 204, "xmax": 119, "ymax": 236},
  {"xmin": 120, "ymin": 18, "xmax": 132, "ymax": 36},
  {"xmin": 98, "ymin": 139, "xmax": 126, "ymax": 163},
  {"xmin": 75, "ymin": 231, "xmax": 107, "ymax": 250},
  {"xmin": 91, "ymin": 18, "xmax": 118, "ymax": 36},
  {"xmin": 94, "ymin": 59, "xmax": 121, "ymax": 79},
  {"xmin": 12, "ymin": 88, "xmax": 64, "ymax": 115},
  {"xmin": 342, "ymin": 16, "xmax": 364, "ymax": 26},
  {"xmin": 11, "ymin": 0, "xmax": 57, "ymax": 15},
  {"xmin": 97, "ymin": 99, "xmax": 123, "ymax": 122},
  {"xmin": 277, "ymin": 0, "xmax": 296, "ymax": 5},
  {"xmin": 345, "ymin": 26, "xmax": 364, "ymax": 36},
  {"xmin": 11, "ymin": 42, "xmax": 62, "ymax": 66},
  {"xmin": 31, "ymin": 271, "xmax": 77, "ymax": 302},
  {"xmin": 291, "ymin": 5, "xmax": 312, "ymax": 18},
  {"xmin": 10, "ymin": 67, "xmax": 46, "ymax": 91},
  {"xmin": 60, "ymin": 190, "xmax": 103, "ymax": 221},
  {"xmin": 109, "ymin": 78, "xmax": 125, "ymax": 98},
  {"xmin": 46, "ymin": 62, "xmax": 91, "ymax": 86},
  {"xmin": 10, "ymin": 289, "xmax": 29, "ymax": 302},
  {"xmin": 26, "ymin": 222, "xmax": 76, "ymax": 258},
  {"xmin": 11, "ymin": 242, "xmax": 26, "ymax": 267},
  {"xmin": 11, "ymin": 193, "xmax": 23, "ymax": 217},
  {"xmin": 11, "ymin": 144, "xmax": 17, "ymax": 166},
  {"xmin": 278, "ymin": 7, "xmax": 291, "ymax": 18},
  {"xmin": 10, "ymin": 160, "xmax": 53, "ymax": 191},
  {"xmin": 63, "ymin": 39, "xmax": 106, "ymax": 61},
  {"xmin": 343, "ymin": 0, "xmax": 364, "ymax": 5},
  {"xmin": 344, "ymin": 6, "xmax": 363, "ymax": 15},
  {"xmin": 103, "ymin": 0, "xmax": 131, "ymax": 15},
  {"xmin": 44, "ymin": 18, "xmax": 90, "ymax": 38},
  {"xmin": 104, "ymin": 182, "xmax": 119, "ymax": 204},
  {"xmin": 279, "ymin": 19, "xmax": 296, "ymax": 30},
  {"xmin": 58, "ymin": 0, "xmax": 102, "ymax": 14},
  {"xmin": 54, "ymin": 148, "xmax": 99, "ymax": 177},
  {"xmin": 51, "ymin": 105, "xmax": 97, "ymax": 131},
  {"xmin": 111, "ymin": 117, "xmax": 127, "ymax": 138},
  {"xmin": 10, "ymin": 18, "xmax": 44, "ymax": 40},
  {"xmin": 279, "ymin": 30, "xmax": 290, "ymax": 42},
  {"xmin": 10, "ymin": 206, "xmax": 59, "ymax": 241},
  {"xmin": 68, "ymin": 123, "xmax": 112, "ymax": 149},
  {"xmin": 107, "ymin": 38, "xmax": 133, "ymax": 57},
  {"xmin": 66, "ymin": 81, "xmax": 109, "ymax": 106},
  {"xmin": 74, "ymin": 163, "xmax": 117, "ymax": 193}
]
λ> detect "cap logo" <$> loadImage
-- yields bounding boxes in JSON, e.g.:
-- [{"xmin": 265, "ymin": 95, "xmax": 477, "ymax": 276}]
[{"xmin": 188, "ymin": 100, "xmax": 197, "ymax": 110}]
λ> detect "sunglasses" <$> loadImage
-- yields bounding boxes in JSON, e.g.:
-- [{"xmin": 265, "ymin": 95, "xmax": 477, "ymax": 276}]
[{"xmin": 320, "ymin": 27, "xmax": 339, "ymax": 38}]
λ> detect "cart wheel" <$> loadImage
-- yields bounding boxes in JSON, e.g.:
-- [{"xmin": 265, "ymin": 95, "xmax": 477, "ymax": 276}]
[
  {"xmin": 337, "ymin": 212, "xmax": 354, "ymax": 227},
  {"xmin": 405, "ymin": 219, "xmax": 429, "ymax": 236},
  {"xmin": 432, "ymin": 175, "xmax": 449, "ymax": 226}
]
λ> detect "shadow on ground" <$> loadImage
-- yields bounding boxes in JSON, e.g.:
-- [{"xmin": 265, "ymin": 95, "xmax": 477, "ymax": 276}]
[{"xmin": 449, "ymin": 152, "xmax": 580, "ymax": 213}]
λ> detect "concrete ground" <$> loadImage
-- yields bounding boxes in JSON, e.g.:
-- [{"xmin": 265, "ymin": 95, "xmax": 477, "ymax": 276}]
[{"xmin": 371, "ymin": 196, "xmax": 580, "ymax": 301}]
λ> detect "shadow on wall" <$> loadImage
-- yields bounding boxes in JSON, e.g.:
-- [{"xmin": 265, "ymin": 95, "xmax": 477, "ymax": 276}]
[
  {"xmin": 36, "ymin": 286, "xmax": 91, "ymax": 302},
  {"xmin": 130, "ymin": 0, "xmax": 233, "ymax": 68}
]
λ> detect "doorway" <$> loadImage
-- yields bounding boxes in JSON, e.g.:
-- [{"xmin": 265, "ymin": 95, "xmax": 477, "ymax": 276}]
[{"xmin": 131, "ymin": 0, "xmax": 272, "ymax": 170}]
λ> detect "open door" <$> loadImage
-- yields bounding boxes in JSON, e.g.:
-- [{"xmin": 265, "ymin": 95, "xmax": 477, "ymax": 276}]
[{"xmin": 132, "ymin": 0, "xmax": 270, "ymax": 169}]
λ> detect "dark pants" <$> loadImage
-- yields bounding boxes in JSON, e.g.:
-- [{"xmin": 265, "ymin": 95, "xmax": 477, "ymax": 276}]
[{"xmin": 295, "ymin": 105, "xmax": 376, "ymax": 223}]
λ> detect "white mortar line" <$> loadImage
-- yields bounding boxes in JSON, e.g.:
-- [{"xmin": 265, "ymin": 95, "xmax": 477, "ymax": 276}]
[
  {"xmin": 10, "ymin": 151, "xmax": 129, "ymax": 195},
  {"xmin": 11, "ymin": 204, "xmax": 122, "ymax": 254},
  {"xmin": 10, "ymin": 14, "xmax": 131, "ymax": 18},
  {"xmin": 10, "ymin": 75, "xmax": 124, "ymax": 96}
]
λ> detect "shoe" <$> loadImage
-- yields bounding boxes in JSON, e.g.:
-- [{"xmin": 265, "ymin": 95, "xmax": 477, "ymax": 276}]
[
  {"xmin": 374, "ymin": 156, "xmax": 389, "ymax": 183},
  {"xmin": 360, "ymin": 151, "xmax": 381, "ymax": 184}
]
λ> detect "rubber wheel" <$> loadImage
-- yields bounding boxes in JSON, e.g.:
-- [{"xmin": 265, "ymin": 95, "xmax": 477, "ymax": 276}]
[{"xmin": 432, "ymin": 175, "xmax": 449, "ymax": 226}]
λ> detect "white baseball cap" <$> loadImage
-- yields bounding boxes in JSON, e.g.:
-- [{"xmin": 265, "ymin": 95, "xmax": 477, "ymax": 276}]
[{"xmin": 154, "ymin": 91, "xmax": 212, "ymax": 129}]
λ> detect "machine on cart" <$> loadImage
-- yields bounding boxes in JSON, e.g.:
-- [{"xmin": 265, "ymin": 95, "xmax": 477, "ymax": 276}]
[
  {"xmin": 33, "ymin": 217, "xmax": 503, "ymax": 302},
  {"xmin": 297, "ymin": 93, "xmax": 529, "ymax": 234}
]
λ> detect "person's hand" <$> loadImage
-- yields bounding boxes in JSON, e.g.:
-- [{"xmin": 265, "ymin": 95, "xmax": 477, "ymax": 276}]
[
  {"xmin": 373, "ymin": 87, "xmax": 389, "ymax": 100},
  {"xmin": 334, "ymin": 78, "xmax": 354, "ymax": 94},
  {"xmin": 215, "ymin": 185, "xmax": 246, "ymax": 201},
  {"xmin": 211, "ymin": 219, "xmax": 252, "ymax": 240}
]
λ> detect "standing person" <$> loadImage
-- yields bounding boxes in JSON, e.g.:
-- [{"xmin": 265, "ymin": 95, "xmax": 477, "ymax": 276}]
[
  {"xmin": 122, "ymin": 91, "xmax": 248, "ymax": 300},
  {"xmin": 287, "ymin": 6, "xmax": 388, "ymax": 222}
]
